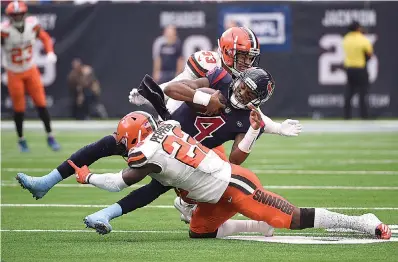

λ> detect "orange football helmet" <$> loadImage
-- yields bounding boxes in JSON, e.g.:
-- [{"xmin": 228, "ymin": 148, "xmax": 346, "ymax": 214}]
[
  {"xmin": 116, "ymin": 111, "xmax": 158, "ymax": 151},
  {"xmin": 218, "ymin": 27, "xmax": 260, "ymax": 76},
  {"xmin": 5, "ymin": 1, "xmax": 28, "ymax": 28}
]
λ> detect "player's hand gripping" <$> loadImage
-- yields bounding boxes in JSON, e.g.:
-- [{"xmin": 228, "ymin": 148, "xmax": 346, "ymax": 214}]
[
  {"xmin": 248, "ymin": 105, "xmax": 264, "ymax": 130},
  {"xmin": 279, "ymin": 119, "xmax": 302, "ymax": 137},
  {"xmin": 67, "ymin": 160, "xmax": 92, "ymax": 184},
  {"xmin": 129, "ymin": 88, "xmax": 149, "ymax": 105},
  {"xmin": 205, "ymin": 90, "xmax": 226, "ymax": 116}
]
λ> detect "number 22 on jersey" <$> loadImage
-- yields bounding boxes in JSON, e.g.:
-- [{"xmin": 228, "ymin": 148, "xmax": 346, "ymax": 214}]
[{"xmin": 162, "ymin": 127, "xmax": 210, "ymax": 168}]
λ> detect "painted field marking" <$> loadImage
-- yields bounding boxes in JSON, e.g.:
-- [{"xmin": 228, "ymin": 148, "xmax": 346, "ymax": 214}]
[
  {"xmin": 2, "ymin": 204, "xmax": 398, "ymax": 211},
  {"xmin": 1, "ymin": 229, "xmax": 396, "ymax": 245},
  {"xmin": 2, "ymin": 168, "xmax": 398, "ymax": 175},
  {"xmin": 2, "ymin": 181, "xmax": 398, "ymax": 190}
]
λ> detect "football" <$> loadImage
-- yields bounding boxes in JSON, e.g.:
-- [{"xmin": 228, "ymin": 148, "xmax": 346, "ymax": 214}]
[{"xmin": 186, "ymin": 88, "xmax": 227, "ymax": 114}]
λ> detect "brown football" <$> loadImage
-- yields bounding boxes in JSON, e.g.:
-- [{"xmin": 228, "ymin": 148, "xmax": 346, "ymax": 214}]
[{"xmin": 186, "ymin": 88, "xmax": 227, "ymax": 114}]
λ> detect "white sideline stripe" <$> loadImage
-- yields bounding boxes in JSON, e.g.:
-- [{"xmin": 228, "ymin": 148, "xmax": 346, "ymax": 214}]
[
  {"xmin": 1, "ymin": 229, "xmax": 396, "ymax": 237},
  {"xmin": 252, "ymin": 170, "xmax": 398, "ymax": 175},
  {"xmin": 2, "ymin": 120, "xmax": 398, "ymax": 133},
  {"xmin": 0, "ymin": 204, "xmax": 173, "ymax": 208},
  {"xmin": 3, "ymin": 168, "xmax": 398, "ymax": 175},
  {"xmin": 2, "ymin": 182, "xmax": 397, "ymax": 190},
  {"xmin": 2, "ymin": 204, "xmax": 398, "ymax": 210}
]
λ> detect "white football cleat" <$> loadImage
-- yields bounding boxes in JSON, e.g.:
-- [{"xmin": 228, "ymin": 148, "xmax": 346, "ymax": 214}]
[{"xmin": 174, "ymin": 197, "xmax": 196, "ymax": 224}]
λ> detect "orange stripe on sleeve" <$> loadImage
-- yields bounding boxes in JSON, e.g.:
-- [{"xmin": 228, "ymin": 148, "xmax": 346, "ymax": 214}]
[
  {"xmin": 211, "ymin": 69, "xmax": 227, "ymax": 85},
  {"xmin": 128, "ymin": 151, "xmax": 148, "ymax": 167},
  {"xmin": 187, "ymin": 55, "xmax": 207, "ymax": 77},
  {"xmin": 1, "ymin": 31, "xmax": 10, "ymax": 38}
]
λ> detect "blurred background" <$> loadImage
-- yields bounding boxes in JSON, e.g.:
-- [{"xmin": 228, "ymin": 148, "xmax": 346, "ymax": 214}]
[{"xmin": 1, "ymin": 0, "xmax": 398, "ymax": 120}]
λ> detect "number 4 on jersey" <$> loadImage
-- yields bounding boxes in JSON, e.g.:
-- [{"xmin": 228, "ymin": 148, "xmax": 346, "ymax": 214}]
[{"xmin": 194, "ymin": 116, "xmax": 226, "ymax": 142}]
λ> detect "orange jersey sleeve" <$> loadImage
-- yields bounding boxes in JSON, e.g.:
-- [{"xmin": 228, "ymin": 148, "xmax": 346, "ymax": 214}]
[{"xmin": 36, "ymin": 27, "xmax": 54, "ymax": 53}]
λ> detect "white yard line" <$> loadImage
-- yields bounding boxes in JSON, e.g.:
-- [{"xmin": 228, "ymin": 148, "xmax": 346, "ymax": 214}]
[
  {"xmin": 0, "ymin": 229, "xmax": 396, "ymax": 237},
  {"xmin": 3, "ymin": 168, "xmax": 397, "ymax": 175},
  {"xmin": 1, "ymin": 204, "xmax": 398, "ymax": 210},
  {"xmin": 2, "ymin": 120, "xmax": 398, "ymax": 133},
  {"xmin": 1, "ymin": 182, "xmax": 397, "ymax": 190}
]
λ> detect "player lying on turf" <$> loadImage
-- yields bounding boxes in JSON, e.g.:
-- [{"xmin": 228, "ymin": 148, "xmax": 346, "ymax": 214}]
[{"xmin": 68, "ymin": 111, "xmax": 391, "ymax": 240}]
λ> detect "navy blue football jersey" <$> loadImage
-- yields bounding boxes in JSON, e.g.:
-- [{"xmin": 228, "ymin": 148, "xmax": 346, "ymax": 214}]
[{"xmin": 171, "ymin": 67, "xmax": 264, "ymax": 149}]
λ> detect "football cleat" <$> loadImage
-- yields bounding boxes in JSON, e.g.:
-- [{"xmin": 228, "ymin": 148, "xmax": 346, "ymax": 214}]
[
  {"xmin": 84, "ymin": 214, "xmax": 112, "ymax": 235},
  {"xmin": 174, "ymin": 197, "xmax": 196, "ymax": 224},
  {"xmin": 16, "ymin": 173, "xmax": 50, "ymax": 200},
  {"xmin": 18, "ymin": 139, "xmax": 29, "ymax": 152},
  {"xmin": 260, "ymin": 221, "xmax": 275, "ymax": 237},
  {"xmin": 47, "ymin": 136, "xmax": 61, "ymax": 151},
  {"xmin": 375, "ymin": 223, "xmax": 392, "ymax": 240}
]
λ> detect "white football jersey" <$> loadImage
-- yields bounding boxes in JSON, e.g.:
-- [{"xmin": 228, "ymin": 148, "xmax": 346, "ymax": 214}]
[
  {"xmin": 159, "ymin": 50, "xmax": 223, "ymax": 114},
  {"xmin": 128, "ymin": 120, "xmax": 231, "ymax": 203},
  {"xmin": 1, "ymin": 16, "xmax": 40, "ymax": 73}
]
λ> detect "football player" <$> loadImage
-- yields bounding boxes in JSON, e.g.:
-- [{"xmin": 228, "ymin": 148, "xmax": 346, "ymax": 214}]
[
  {"xmin": 130, "ymin": 26, "xmax": 294, "ymax": 136},
  {"xmin": 69, "ymin": 111, "xmax": 391, "ymax": 240},
  {"xmin": 1, "ymin": 1, "xmax": 60, "ymax": 152}
]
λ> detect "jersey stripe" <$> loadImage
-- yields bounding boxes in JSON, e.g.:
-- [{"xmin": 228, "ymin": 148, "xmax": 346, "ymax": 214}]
[
  {"xmin": 128, "ymin": 151, "xmax": 147, "ymax": 167},
  {"xmin": 1, "ymin": 31, "xmax": 9, "ymax": 38},
  {"xmin": 187, "ymin": 55, "xmax": 207, "ymax": 78},
  {"xmin": 211, "ymin": 69, "xmax": 227, "ymax": 85}
]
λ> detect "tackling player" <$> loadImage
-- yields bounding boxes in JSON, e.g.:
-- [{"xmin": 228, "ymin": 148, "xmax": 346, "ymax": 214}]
[
  {"xmin": 1, "ymin": 1, "xmax": 60, "ymax": 152},
  {"xmin": 130, "ymin": 26, "xmax": 293, "ymax": 137},
  {"xmin": 70, "ymin": 111, "xmax": 391, "ymax": 240}
]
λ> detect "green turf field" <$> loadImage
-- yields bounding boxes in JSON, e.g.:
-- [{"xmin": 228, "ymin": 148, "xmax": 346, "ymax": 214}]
[{"xmin": 1, "ymin": 130, "xmax": 398, "ymax": 261}]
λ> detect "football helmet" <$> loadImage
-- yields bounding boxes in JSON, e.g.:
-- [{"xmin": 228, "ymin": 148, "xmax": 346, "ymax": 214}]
[
  {"xmin": 218, "ymin": 27, "xmax": 260, "ymax": 76},
  {"xmin": 229, "ymin": 67, "xmax": 275, "ymax": 109},
  {"xmin": 116, "ymin": 111, "xmax": 158, "ymax": 151},
  {"xmin": 5, "ymin": 1, "xmax": 28, "ymax": 28}
]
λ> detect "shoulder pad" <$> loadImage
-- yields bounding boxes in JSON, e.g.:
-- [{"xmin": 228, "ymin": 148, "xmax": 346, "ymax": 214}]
[
  {"xmin": 127, "ymin": 148, "xmax": 148, "ymax": 168},
  {"xmin": 206, "ymin": 67, "xmax": 232, "ymax": 88},
  {"xmin": 25, "ymin": 16, "xmax": 39, "ymax": 25},
  {"xmin": 186, "ymin": 51, "xmax": 221, "ymax": 78},
  {"xmin": 1, "ymin": 21, "xmax": 11, "ymax": 35}
]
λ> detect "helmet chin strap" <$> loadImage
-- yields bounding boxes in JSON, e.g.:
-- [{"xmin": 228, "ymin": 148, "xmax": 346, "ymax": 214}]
[{"xmin": 230, "ymin": 94, "xmax": 247, "ymax": 109}]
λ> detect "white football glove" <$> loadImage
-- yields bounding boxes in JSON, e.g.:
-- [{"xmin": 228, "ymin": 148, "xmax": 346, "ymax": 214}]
[
  {"xmin": 278, "ymin": 119, "xmax": 302, "ymax": 137},
  {"xmin": 128, "ymin": 88, "xmax": 149, "ymax": 105},
  {"xmin": 46, "ymin": 52, "xmax": 57, "ymax": 63}
]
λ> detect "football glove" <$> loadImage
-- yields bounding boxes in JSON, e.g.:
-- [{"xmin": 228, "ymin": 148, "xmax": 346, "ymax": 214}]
[{"xmin": 46, "ymin": 52, "xmax": 57, "ymax": 63}]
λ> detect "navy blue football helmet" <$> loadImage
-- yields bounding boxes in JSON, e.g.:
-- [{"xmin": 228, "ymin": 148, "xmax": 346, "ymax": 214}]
[{"xmin": 229, "ymin": 67, "xmax": 275, "ymax": 109}]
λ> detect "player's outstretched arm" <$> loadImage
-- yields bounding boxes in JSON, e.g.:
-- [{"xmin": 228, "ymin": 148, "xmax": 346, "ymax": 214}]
[
  {"xmin": 258, "ymin": 110, "xmax": 302, "ymax": 137},
  {"xmin": 69, "ymin": 160, "xmax": 159, "ymax": 192}
]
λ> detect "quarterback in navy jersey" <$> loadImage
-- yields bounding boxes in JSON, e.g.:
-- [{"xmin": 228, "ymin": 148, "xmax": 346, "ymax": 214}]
[{"xmin": 171, "ymin": 67, "xmax": 265, "ymax": 147}]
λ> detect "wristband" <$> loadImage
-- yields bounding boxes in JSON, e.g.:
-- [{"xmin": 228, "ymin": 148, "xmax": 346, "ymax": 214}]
[
  {"xmin": 193, "ymin": 91, "xmax": 211, "ymax": 106},
  {"xmin": 238, "ymin": 126, "xmax": 261, "ymax": 153}
]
